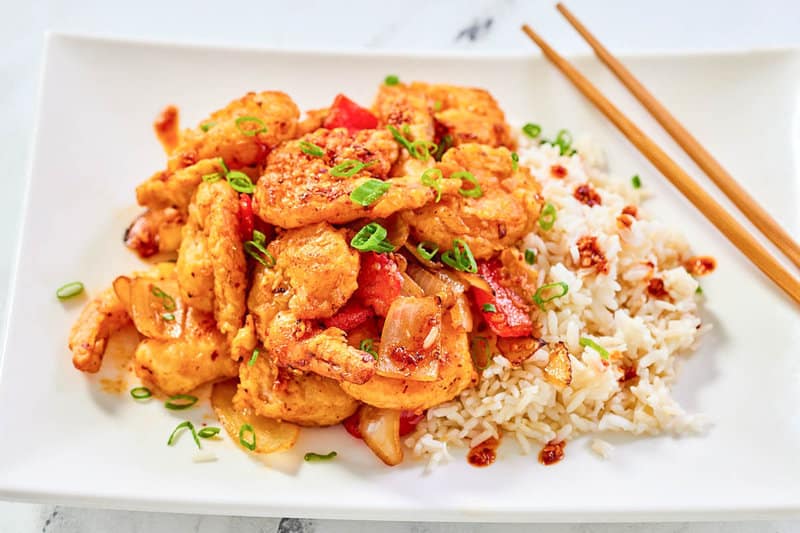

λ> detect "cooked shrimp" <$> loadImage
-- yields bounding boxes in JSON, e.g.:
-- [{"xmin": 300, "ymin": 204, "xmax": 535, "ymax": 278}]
[
  {"xmin": 135, "ymin": 158, "xmax": 227, "ymax": 214},
  {"xmin": 123, "ymin": 207, "xmax": 185, "ymax": 258},
  {"xmin": 247, "ymin": 222, "xmax": 376, "ymax": 384},
  {"xmin": 167, "ymin": 91, "xmax": 300, "ymax": 172},
  {"xmin": 176, "ymin": 181, "xmax": 247, "ymax": 337},
  {"xmin": 254, "ymin": 128, "xmax": 451, "ymax": 228},
  {"xmin": 340, "ymin": 316, "xmax": 476, "ymax": 411},
  {"xmin": 134, "ymin": 307, "xmax": 238, "ymax": 395},
  {"xmin": 235, "ymin": 353, "xmax": 359, "ymax": 426},
  {"xmin": 68, "ymin": 287, "xmax": 131, "ymax": 373},
  {"xmin": 153, "ymin": 105, "xmax": 180, "ymax": 154},
  {"xmin": 402, "ymin": 143, "xmax": 544, "ymax": 259}
]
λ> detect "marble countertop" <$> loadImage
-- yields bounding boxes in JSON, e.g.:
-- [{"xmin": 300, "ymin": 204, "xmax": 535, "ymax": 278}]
[{"xmin": 2, "ymin": 0, "xmax": 800, "ymax": 530}]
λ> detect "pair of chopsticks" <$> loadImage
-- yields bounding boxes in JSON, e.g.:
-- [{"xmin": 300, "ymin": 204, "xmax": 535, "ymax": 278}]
[{"xmin": 522, "ymin": 4, "xmax": 800, "ymax": 306}]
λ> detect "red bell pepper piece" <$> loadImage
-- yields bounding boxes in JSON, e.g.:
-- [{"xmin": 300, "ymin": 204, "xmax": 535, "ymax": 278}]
[
  {"xmin": 322, "ymin": 298, "xmax": 373, "ymax": 332},
  {"xmin": 238, "ymin": 193, "xmax": 254, "ymax": 242},
  {"xmin": 323, "ymin": 94, "xmax": 378, "ymax": 133},
  {"xmin": 399, "ymin": 411, "xmax": 425, "ymax": 437},
  {"xmin": 343, "ymin": 411, "xmax": 363, "ymax": 439},
  {"xmin": 471, "ymin": 259, "xmax": 533, "ymax": 338},
  {"xmin": 355, "ymin": 252, "xmax": 403, "ymax": 317}
]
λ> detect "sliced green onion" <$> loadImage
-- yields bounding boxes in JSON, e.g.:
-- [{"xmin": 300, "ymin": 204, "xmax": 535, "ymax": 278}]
[
  {"xmin": 200, "ymin": 121, "xmax": 216, "ymax": 132},
  {"xmin": 239, "ymin": 423, "xmax": 256, "ymax": 451},
  {"xmin": 56, "ymin": 281, "xmax": 84, "ymax": 300},
  {"xmin": 252, "ymin": 229, "xmax": 267, "ymax": 246},
  {"xmin": 696, "ymin": 285, "xmax": 703, "ymax": 295},
  {"xmin": 244, "ymin": 240, "xmax": 276, "ymax": 268},
  {"xmin": 420, "ymin": 168, "xmax": 443, "ymax": 202},
  {"xmin": 202, "ymin": 173, "xmax": 221, "ymax": 183},
  {"xmin": 631, "ymin": 175, "xmax": 642, "ymax": 189},
  {"xmin": 350, "ymin": 179, "xmax": 390, "ymax": 206},
  {"xmin": 388, "ymin": 125, "xmax": 413, "ymax": 152},
  {"xmin": 533, "ymin": 281, "xmax": 569, "ymax": 310},
  {"xmin": 130, "ymin": 386, "xmax": 152, "ymax": 400},
  {"xmin": 579, "ymin": 337, "xmax": 609, "ymax": 360},
  {"xmin": 524, "ymin": 248, "xmax": 536, "ymax": 265},
  {"xmin": 538, "ymin": 202, "xmax": 557, "ymax": 231},
  {"xmin": 304, "ymin": 451, "xmax": 337, "ymax": 462},
  {"xmin": 162, "ymin": 313, "xmax": 175, "ymax": 321},
  {"xmin": 511, "ymin": 152, "xmax": 519, "ymax": 171},
  {"xmin": 330, "ymin": 159, "xmax": 373, "ymax": 178},
  {"xmin": 416, "ymin": 241, "xmax": 439, "ymax": 261},
  {"xmin": 226, "ymin": 171, "xmax": 255, "ymax": 194},
  {"xmin": 452, "ymin": 171, "xmax": 482, "ymax": 198},
  {"xmin": 299, "ymin": 141, "xmax": 325, "ymax": 157},
  {"xmin": 198, "ymin": 427, "xmax": 221, "ymax": 439},
  {"xmin": 482, "ymin": 303, "xmax": 497, "ymax": 313},
  {"xmin": 360, "ymin": 338, "xmax": 378, "ymax": 360},
  {"xmin": 165, "ymin": 394, "xmax": 198, "ymax": 410},
  {"xmin": 433, "ymin": 100, "xmax": 442, "ymax": 112},
  {"xmin": 555, "ymin": 129, "xmax": 573, "ymax": 151},
  {"xmin": 150, "ymin": 285, "xmax": 176, "ymax": 311},
  {"xmin": 410, "ymin": 140, "xmax": 437, "ymax": 161},
  {"xmin": 350, "ymin": 222, "xmax": 395, "ymax": 253},
  {"xmin": 441, "ymin": 238, "xmax": 477, "ymax": 273},
  {"xmin": 167, "ymin": 421, "xmax": 200, "ymax": 449},
  {"xmin": 235, "ymin": 116, "xmax": 267, "ymax": 137},
  {"xmin": 470, "ymin": 336, "xmax": 492, "ymax": 370},
  {"xmin": 248, "ymin": 348, "xmax": 260, "ymax": 367},
  {"xmin": 522, "ymin": 123, "xmax": 542, "ymax": 138},
  {"xmin": 218, "ymin": 157, "xmax": 229, "ymax": 174},
  {"xmin": 384, "ymin": 74, "xmax": 400, "ymax": 86},
  {"xmin": 434, "ymin": 134, "xmax": 452, "ymax": 161}
]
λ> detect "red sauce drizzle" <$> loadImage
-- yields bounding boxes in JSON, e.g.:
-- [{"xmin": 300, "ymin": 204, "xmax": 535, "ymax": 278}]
[
  {"xmin": 467, "ymin": 437, "xmax": 500, "ymax": 467},
  {"xmin": 684, "ymin": 256, "xmax": 716, "ymax": 276},
  {"xmin": 538, "ymin": 440, "xmax": 566, "ymax": 466}
]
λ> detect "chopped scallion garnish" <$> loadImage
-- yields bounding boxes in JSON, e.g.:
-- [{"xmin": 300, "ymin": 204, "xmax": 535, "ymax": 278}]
[
  {"xmin": 433, "ymin": 100, "xmax": 442, "ymax": 112},
  {"xmin": 167, "ymin": 420, "xmax": 200, "ymax": 449},
  {"xmin": 631, "ymin": 175, "xmax": 642, "ymax": 189},
  {"xmin": 130, "ymin": 386, "xmax": 152, "ymax": 400},
  {"xmin": 434, "ymin": 134, "xmax": 452, "ymax": 161},
  {"xmin": 304, "ymin": 451, "xmax": 337, "ymax": 462},
  {"xmin": 416, "ymin": 241, "xmax": 439, "ymax": 261},
  {"xmin": 248, "ymin": 348, "xmax": 260, "ymax": 367},
  {"xmin": 511, "ymin": 152, "xmax": 519, "ymax": 171},
  {"xmin": 200, "ymin": 121, "xmax": 216, "ymax": 132},
  {"xmin": 441, "ymin": 238, "xmax": 477, "ymax": 273},
  {"xmin": 162, "ymin": 313, "xmax": 175, "ymax": 321},
  {"xmin": 482, "ymin": 303, "xmax": 497, "ymax": 313},
  {"xmin": 384, "ymin": 74, "xmax": 400, "ymax": 86},
  {"xmin": 522, "ymin": 123, "xmax": 542, "ymax": 139},
  {"xmin": 350, "ymin": 179, "xmax": 390, "ymax": 206},
  {"xmin": 524, "ymin": 248, "xmax": 536, "ymax": 265},
  {"xmin": 533, "ymin": 281, "xmax": 569, "ymax": 310},
  {"xmin": 350, "ymin": 222, "xmax": 395, "ymax": 253},
  {"xmin": 202, "ymin": 173, "xmax": 221, "ymax": 183},
  {"xmin": 359, "ymin": 339, "xmax": 378, "ymax": 360},
  {"xmin": 579, "ymin": 337, "xmax": 609, "ymax": 360},
  {"xmin": 234, "ymin": 116, "xmax": 267, "ymax": 137},
  {"xmin": 198, "ymin": 427, "xmax": 221, "ymax": 439},
  {"xmin": 164, "ymin": 394, "xmax": 198, "ymax": 410},
  {"xmin": 420, "ymin": 168, "xmax": 443, "ymax": 202},
  {"xmin": 226, "ymin": 171, "xmax": 255, "ymax": 194},
  {"xmin": 538, "ymin": 202, "xmax": 557, "ymax": 231},
  {"xmin": 452, "ymin": 171, "xmax": 482, "ymax": 198},
  {"xmin": 239, "ymin": 423, "xmax": 256, "ymax": 451},
  {"xmin": 244, "ymin": 237, "xmax": 276, "ymax": 268},
  {"xmin": 150, "ymin": 285, "xmax": 176, "ymax": 311},
  {"xmin": 330, "ymin": 159, "xmax": 374, "ymax": 178},
  {"xmin": 299, "ymin": 141, "xmax": 325, "ymax": 157},
  {"xmin": 56, "ymin": 281, "xmax": 84, "ymax": 301},
  {"xmin": 387, "ymin": 125, "xmax": 436, "ymax": 161}
]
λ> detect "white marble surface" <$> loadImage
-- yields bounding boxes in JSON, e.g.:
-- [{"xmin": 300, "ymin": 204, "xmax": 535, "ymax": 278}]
[{"xmin": 2, "ymin": 0, "xmax": 800, "ymax": 530}]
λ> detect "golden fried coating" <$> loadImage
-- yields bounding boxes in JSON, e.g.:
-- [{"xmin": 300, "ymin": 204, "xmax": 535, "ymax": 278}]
[
  {"xmin": 124, "ymin": 207, "xmax": 185, "ymax": 258},
  {"xmin": 167, "ymin": 91, "xmax": 299, "ymax": 172},
  {"xmin": 68, "ymin": 287, "xmax": 131, "ymax": 373},
  {"xmin": 412, "ymin": 82, "xmax": 514, "ymax": 149},
  {"xmin": 373, "ymin": 83, "xmax": 436, "ymax": 142},
  {"xmin": 134, "ymin": 307, "xmax": 238, "ymax": 395},
  {"xmin": 340, "ymin": 317, "xmax": 476, "ymax": 411},
  {"xmin": 235, "ymin": 354, "xmax": 358, "ymax": 427},
  {"xmin": 153, "ymin": 105, "xmax": 180, "ymax": 154},
  {"xmin": 136, "ymin": 158, "xmax": 226, "ymax": 214},
  {"xmin": 176, "ymin": 181, "xmax": 247, "ymax": 337},
  {"xmin": 402, "ymin": 143, "xmax": 544, "ymax": 259},
  {"xmin": 254, "ymin": 128, "xmax": 444, "ymax": 228}
]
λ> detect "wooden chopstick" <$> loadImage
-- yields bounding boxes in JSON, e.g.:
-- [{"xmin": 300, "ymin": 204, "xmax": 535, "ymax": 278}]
[
  {"xmin": 521, "ymin": 24, "xmax": 800, "ymax": 306},
  {"xmin": 555, "ymin": 3, "xmax": 800, "ymax": 270}
]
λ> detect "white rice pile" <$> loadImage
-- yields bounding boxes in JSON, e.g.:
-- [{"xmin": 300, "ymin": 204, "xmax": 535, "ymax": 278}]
[{"xmin": 406, "ymin": 134, "xmax": 710, "ymax": 467}]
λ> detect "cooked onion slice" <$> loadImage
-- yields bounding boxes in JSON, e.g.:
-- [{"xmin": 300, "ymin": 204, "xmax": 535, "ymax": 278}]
[
  {"xmin": 358, "ymin": 405, "xmax": 403, "ymax": 466},
  {"xmin": 211, "ymin": 379, "xmax": 299, "ymax": 454},
  {"xmin": 377, "ymin": 296, "xmax": 441, "ymax": 381},
  {"xmin": 543, "ymin": 341, "xmax": 572, "ymax": 387},
  {"xmin": 406, "ymin": 263, "xmax": 465, "ymax": 308},
  {"xmin": 449, "ymin": 293, "xmax": 474, "ymax": 333},
  {"xmin": 129, "ymin": 277, "xmax": 184, "ymax": 340}
]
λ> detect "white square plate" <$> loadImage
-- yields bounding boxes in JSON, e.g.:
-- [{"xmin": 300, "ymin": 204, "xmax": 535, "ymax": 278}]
[{"xmin": 1, "ymin": 34, "xmax": 799, "ymax": 522}]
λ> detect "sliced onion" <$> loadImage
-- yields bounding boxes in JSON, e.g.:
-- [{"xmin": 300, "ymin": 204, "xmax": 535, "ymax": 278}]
[
  {"xmin": 358, "ymin": 405, "xmax": 403, "ymax": 466},
  {"xmin": 400, "ymin": 272, "xmax": 425, "ymax": 297},
  {"xmin": 403, "ymin": 241, "xmax": 440, "ymax": 269},
  {"xmin": 406, "ymin": 263, "xmax": 465, "ymax": 307},
  {"xmin": 450, "ymin": 270, "xmax": 492, "ymax": 295},
  {"xmin": 449, "ymin": 293, "xmax": 474, "ymax": 333},
  {"xmin": 377, "ymin": 296, "xmax": 441, "ymax": 381},
  {"xmin": 129, "ymin": 277, "xmax": 184, "ymax": 340},
  {"xmin": 543, "ymin": 341, "xmax": 572, "ymax": 387},
  {"xmin": 497, "ymin": 336, "xmax": 546, "ymax": 365}
]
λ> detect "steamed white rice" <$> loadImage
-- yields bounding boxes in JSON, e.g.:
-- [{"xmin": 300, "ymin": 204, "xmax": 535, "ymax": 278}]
[{"xmin": 406, "ymin": 133, "xmax": 710, "ymax": 468}]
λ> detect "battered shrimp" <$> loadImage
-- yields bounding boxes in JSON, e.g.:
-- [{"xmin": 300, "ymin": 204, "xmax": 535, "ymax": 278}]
[
  {"xmin": 134, "ymin": 307, "xmax": 238, "ymax": 395},
  {"xmin": 402, "ymin": 143, "xmax": 544, "ymax": 259},
  {"xmin": 235, "ymin": 353, "xmax": 359, "ymax": 426},
  {"xmin": 176, "ymin": 181, "xmax": 247, "ymax": 337},
  {"xmin": 68, "ymin": 287, "xmax": 131, "ymax": 373},
  {"xmin": 123, "ymin": 207, "xmax": 185, "ymax": 258},
  {"xmin": 247, "ymin": 222, "xmax": 376, "ymax": 384},
  {"xmin": 254, "ymin": 128, "xmax": 454, "ymax": 228}
]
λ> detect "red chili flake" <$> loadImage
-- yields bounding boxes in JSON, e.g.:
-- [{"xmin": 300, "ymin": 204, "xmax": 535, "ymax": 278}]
[
  {"xmin": 622, "ymin": 205, "xmax": 638, "ymax": 218},
  {"xmin": 684, "ymin": 256, "xmax": 716, "ymax": 276},
  {"xmin": 618, "ymin": 364, "xmax": 638, "ymax": 384},
  {"xmin": 616, "ymin": 213, "xmax": 634, "ymax": 230},
  {"xmin": 538, "ymin": 440, "xmax": 566, "ymax": 466},
  {"xmin": 573, "ymin": 184, "xmax": 602, "ymax": 207},
  {"xmin": 576, "ymin": 236, "xmax": 608, "ymax": 274},
  {"xmin": 647, "ymin": 277, "xmax": 669, "ymax": 299},
  {"xmin": 468, "ymin": 437, "xmax": 500, "ymax": 467},
  {"xmin": 550, "ymin": 164, "xmax": 568, "ymax": 178}
]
